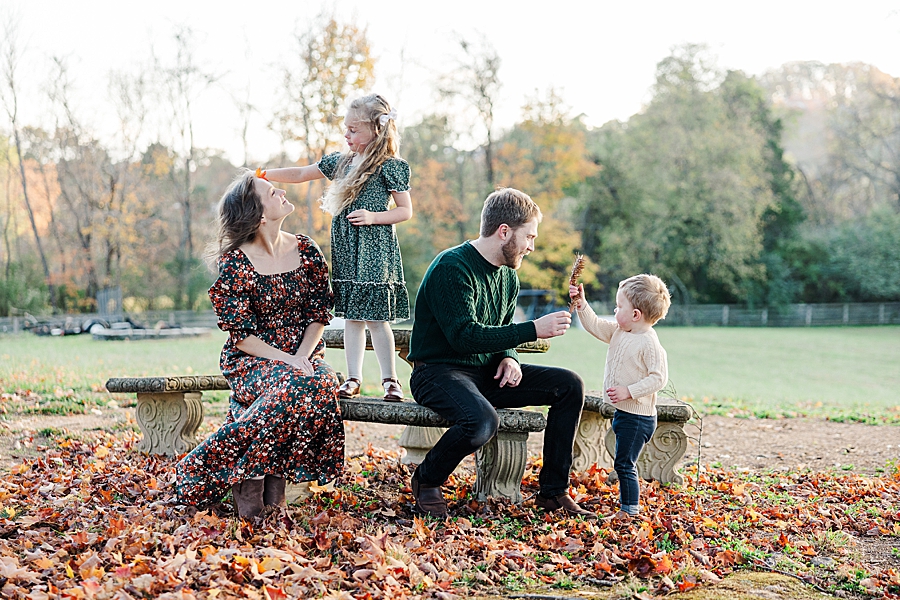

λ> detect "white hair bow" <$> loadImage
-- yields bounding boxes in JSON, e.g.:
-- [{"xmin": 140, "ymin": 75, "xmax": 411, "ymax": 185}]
[{"xmin": 378, "ymin": 109, "xmax": 398, "ymax": 126}]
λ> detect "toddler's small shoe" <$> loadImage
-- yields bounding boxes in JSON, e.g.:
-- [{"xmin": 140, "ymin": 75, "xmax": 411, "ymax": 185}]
[{"xmin": 601, "ymin": 510, "xmax": 634, "ymax": 524}]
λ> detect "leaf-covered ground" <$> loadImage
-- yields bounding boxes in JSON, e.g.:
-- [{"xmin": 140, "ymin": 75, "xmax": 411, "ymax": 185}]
[{"xmin": 1, "ymin": 429, "xmax": 899, "ymax": 599}]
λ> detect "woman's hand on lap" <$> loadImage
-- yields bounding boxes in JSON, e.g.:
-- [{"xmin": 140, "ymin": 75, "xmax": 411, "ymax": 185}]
[{"xmin": 285, "ymin": 354, "xmax": 314, "ymax": 376}]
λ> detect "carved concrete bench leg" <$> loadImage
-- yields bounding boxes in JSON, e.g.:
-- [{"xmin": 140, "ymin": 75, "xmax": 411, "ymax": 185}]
[
  {"xmin": 572, "ymin": 411, "xmax": 614, "ymax": 473},
  {"xmin": 474, "ymin": 431, "xmax": 529, "ymax": 503},
  {"xmin": 399, "ymin": 425, "xmax": 446, "ymax": 465},
  {"xmin": 603, "ymin": 422, "xmax": 687, "ymax": 485},
  {"xmin": 135, "ymin": 391, "xmax": 204, "ymax": 456}
]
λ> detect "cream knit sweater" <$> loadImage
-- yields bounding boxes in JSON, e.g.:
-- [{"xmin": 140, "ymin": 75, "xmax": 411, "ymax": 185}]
[{"xmin": 576, "ymin": 303, "xmax": 668, "ymax": 417}]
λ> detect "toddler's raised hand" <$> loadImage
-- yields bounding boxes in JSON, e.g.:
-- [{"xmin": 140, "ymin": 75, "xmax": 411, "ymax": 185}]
[{"xmin": 568, "ymin": 284, "xmax": 587, "ymax": 311}]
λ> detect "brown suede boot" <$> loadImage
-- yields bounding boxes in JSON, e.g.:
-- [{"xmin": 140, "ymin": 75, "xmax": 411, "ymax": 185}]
[
  {"xmin": 411, "ymin": 466, "xmax": 448, "ymax": 518},
  {"xmin": 263, "ymin": 475, "xmax": 286, "ymax": 508},
  {"xmin": 231, "ymin": 478, "xmax": 265, "ymax": 519}
]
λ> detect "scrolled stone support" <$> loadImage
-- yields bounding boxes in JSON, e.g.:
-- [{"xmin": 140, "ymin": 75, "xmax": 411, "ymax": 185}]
[
  {"xmin": 398, "ymin": 426, "xmax": 445, "ymax": 465},
  {"xmin": 475, "ymin": 431, "xmax": 529, "ymax": 503},
  {"xmin": 572, "ymin": 410, "xmax": 613, "ymax": 473},
  {"xmin": 604, "ymin": 422, "xmax": 687, "ymax": 485},
  {"xmin": 574, "ymin": 393, "xmax": 690, "ymax": 485},
  {"xmin": 135, "ymin": 391, "xmax": 204, "ymax": 456}
]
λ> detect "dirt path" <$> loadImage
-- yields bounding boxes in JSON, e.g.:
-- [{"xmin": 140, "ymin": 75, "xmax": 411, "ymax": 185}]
[
  {"xmin": 3, "ymin": 406, "xmax": 897, "ymax": 475},
  {"xmin": 347, "ymin": 415, "xmax": 900, "ymax": 477}
]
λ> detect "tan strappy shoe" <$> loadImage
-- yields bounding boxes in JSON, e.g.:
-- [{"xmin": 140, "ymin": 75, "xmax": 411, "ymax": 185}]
[
  {"xmin": 338, "ymin": 377, "xmax": 361, "ymax": 399},
  {"xmin": 382, "ymin": 377, "xmax": 403, "ymax": 402}
]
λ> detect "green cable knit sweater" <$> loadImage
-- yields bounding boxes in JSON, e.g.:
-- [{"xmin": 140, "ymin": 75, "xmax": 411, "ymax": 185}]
[{"xmin": 408, "ymin": 242, "xmax": 538, "ymax": 367}]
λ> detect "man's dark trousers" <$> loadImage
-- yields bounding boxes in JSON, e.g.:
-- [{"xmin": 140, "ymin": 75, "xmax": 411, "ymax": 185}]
[{"xmin": 410, "ymin": 362, "xmax": 584, "ymax": 496}]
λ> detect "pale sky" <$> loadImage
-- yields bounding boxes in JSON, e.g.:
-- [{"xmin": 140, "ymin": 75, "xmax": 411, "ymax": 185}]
[{"xmin": 5, "ymin": 0, "xmax": 900, "ymax": 164}]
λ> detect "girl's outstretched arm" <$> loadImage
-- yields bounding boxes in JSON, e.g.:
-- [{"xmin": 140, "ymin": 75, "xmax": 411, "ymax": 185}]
[
  {"xmin": 265, "ymin": 165, "xmax": 326, "ymax": 184},
  {"xmin": 347, "ymin": 190, "xmax": 413, "ymax": 226}
]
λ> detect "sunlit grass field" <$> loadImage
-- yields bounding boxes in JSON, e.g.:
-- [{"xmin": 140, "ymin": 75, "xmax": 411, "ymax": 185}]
[{"xmin": 1, "ymin": 325, "xmax": 898, "ymax": 422}]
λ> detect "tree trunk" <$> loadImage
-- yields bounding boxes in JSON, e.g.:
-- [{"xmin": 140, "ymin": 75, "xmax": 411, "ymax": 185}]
[
  {"xmin": 178, "ymin": 156, "xmax": 194, "ymax": 310},
  {"xmin": 11, "ymin": 126, "xmax": 55, "ymax": 310},
  {"xmin": 484, "ymin": 131, "xmax": 495, "ymax": 189}
]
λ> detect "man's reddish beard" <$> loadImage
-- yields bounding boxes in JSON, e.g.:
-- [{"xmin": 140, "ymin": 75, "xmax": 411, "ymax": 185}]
[{"xmin": 501, "ymin": 232, "xmax": 525, "ymax": 269}]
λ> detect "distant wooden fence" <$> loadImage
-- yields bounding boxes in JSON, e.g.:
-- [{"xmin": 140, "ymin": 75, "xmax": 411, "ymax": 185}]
[
  {"xmin": 2, "ymin": 303, "xmax": 899, "ymax": 335},
  {"xmin": 586, "ymin": 302, "xmax": 900, "ymax": 327}
]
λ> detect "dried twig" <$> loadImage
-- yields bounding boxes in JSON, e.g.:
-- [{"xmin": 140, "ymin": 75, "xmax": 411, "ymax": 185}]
[{"xmin": 567, "ymin": 253, "xmax": 585, "ymax": 312}]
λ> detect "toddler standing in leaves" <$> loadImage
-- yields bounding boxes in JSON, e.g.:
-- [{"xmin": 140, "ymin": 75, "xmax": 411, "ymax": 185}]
[{"xmin": 569, "ymin": 274, "xmax": 671, "ymax": 520}]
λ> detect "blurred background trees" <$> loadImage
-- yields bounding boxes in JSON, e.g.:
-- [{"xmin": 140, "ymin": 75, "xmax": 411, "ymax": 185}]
[{"xmin": 0, "ymin": 11, "xmax": 897, "ymax": 316}]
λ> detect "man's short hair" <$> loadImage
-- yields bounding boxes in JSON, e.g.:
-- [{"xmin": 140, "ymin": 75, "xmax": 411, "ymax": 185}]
[
  {"xmin": 480, "ymin": 188, "xmax": 543, "ymax": 236},
  {"xmin": 619, "ymin": 274, "xmax": 672, "ymax": 325}
]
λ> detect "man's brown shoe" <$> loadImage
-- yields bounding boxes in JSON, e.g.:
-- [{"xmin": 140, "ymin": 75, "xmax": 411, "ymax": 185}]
[
  {"xmin": 263, "ymin": 475, "xmax": 286, "ymax": 508},
  {"xmin": 411, "ymin": 467, "xmax": 448, "ymax": 518},
  {"xmin": 232, "ymin": 478, "xmax": 265, "ymax": 519},
  {"xmin": 534, "ymin": 492, "xmax": 596, "ymax": 519}
]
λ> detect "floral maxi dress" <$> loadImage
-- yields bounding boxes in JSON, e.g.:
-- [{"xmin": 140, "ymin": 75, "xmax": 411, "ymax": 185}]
[
  {"xmin": 318, "ymin": 152, "xmax": 411, "ymax": 322},
  {"xmin": 176, "ymin": 235, "xmax": 345, "ymax": 506}
]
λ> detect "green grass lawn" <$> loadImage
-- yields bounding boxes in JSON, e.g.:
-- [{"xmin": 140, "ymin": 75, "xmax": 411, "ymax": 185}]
[
  {"xmin": 524, "ymin": 326, "xmax": 900, "ymax": 422},
  {"xmin": 1, "ymin": 325, "xmax": 898, "ymax": 421}
]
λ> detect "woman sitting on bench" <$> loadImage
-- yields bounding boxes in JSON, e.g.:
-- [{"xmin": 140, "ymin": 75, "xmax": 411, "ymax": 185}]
[{"xmin": 176, "ymin": 169, "xmax": 343, "ymax": 518}]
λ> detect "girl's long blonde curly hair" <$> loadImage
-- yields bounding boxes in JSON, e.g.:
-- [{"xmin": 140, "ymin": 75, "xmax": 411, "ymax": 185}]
[{"xmin": 321, "ymin": 94, "xmax": 401, "ymax": 215}]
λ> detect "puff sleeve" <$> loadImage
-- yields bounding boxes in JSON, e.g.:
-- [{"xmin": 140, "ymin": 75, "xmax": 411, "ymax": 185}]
[
  {"xmin": 381, "ymin": 158, "xmax": 410, "ymax": 192},
  {"xmin": 208, "ymin": 252, "xmax": 257, "ymax": 344},
  {"xmin": 316, "ymin": 152, "xmax": 343, "ymax": 181},
  {"xmin": 298, "ymin": 236, "xmax": 334, "ymax": 327}
]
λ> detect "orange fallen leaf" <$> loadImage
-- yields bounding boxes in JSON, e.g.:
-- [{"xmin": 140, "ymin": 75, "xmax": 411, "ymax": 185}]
[
  {"xmin": 677, "ymin": 574, "xmax": 698, "ymax": 592},
  {"xmin": 264, "ymin": 586, "xmax": 288, "ymax": 600}
]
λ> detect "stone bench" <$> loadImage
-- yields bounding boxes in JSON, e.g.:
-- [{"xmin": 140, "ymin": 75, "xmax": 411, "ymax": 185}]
[
  {"xmin": 572, "ymin": 394, "xmax": 691, "ymax": 485},
  {"xmin": 104, "ymin": 375, "xmax": 546, "ymax": 503},
  {"xmin": 321, "ymin": 327, "xmax": 550, "ymax": 466},
  {"xmin": 322, "ymin": 328, "xmax": 691, "ymax": 484}
]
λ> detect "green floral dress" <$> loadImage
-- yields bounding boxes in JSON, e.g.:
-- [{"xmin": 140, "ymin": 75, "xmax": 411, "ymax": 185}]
[{"xmin": 317, "ymin": 152, "xmax": 411, "ymax": 322}]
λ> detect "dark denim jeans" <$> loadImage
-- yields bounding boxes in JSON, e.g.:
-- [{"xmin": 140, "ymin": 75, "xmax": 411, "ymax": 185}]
[
  {"xmin": 410, "ymin": 362, "xmax": 584, "ymax": 497},
  {"xmin": 611, "ymin": 409, "xmax": 657, "ymax": 514}
]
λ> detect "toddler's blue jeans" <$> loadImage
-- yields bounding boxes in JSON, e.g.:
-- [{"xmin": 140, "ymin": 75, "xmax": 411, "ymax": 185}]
[{"xmin": 612, "ymin": 409, "xmax": 657, "ymax": 515}]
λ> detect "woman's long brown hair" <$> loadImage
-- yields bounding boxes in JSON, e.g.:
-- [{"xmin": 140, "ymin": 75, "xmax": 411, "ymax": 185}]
[{"xmin": 206, "ymin": 170, "xmax": 263, "ymax": 267}]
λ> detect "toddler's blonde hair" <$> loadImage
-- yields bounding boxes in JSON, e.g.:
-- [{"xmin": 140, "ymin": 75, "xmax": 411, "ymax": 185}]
[
  {"xmin": 619, "ymin": 274, "xmax": 671, "ymax": 325},
  {"xmin": 321, "ymin": 93, "xmax": 401, "ymax": 215}
]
